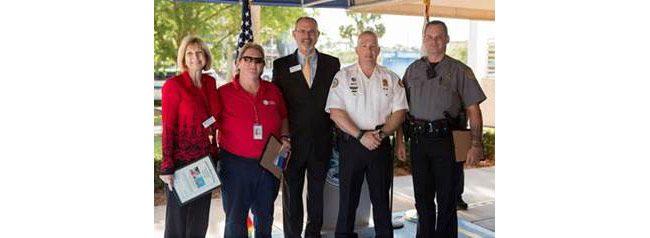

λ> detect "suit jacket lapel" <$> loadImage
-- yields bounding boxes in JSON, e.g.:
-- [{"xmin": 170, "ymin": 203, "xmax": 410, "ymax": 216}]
[{"xmin": 311, "ymin": 49, "xmax": 323, "ymax": 89}]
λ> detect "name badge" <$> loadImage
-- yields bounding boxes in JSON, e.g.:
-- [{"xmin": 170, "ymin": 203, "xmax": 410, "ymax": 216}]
[
  {"xmin": 253, "ymin": 123, "xmax": 263, "ymax": 140},
  {"xmin": 289, "ymin": 64, "xmax": 302, "ymax": 73},
  {"xmin": 202, "ymin": 116, "xmax": 216, "ymax": 128}
]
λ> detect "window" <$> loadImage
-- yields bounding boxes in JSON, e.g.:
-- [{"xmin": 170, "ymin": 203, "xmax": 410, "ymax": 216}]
[{"xmin": 486, "ymin": 39, "xmax": 495, "ymax": 79}]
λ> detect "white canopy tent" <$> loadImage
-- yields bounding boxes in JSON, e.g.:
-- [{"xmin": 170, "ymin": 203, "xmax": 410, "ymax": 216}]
[{"xmin": 348, "ymin": 0, "xmax": 494, "ymax": 20}]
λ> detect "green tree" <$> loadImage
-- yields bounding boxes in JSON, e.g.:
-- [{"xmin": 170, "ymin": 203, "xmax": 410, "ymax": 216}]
[
  {"xmin": 154, "ymin": 0, "xmax": 305, "ymax": 73},
  {"xmin": 154, "ymin": 0, "xmax": 238, "ymax": 72},
  {"xmin": 338, "ymin": 12, "xmax": 386, "ymax": 47},
  {"xmin": 447, "ymin": 41, "xmax": 468, "ymax": 64}
]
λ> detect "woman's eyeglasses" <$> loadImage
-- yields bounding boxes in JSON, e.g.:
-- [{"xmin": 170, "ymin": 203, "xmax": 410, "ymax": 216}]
[{"xmin": 241, "ymin": 56, "xmax": 264, "ymax": 64}]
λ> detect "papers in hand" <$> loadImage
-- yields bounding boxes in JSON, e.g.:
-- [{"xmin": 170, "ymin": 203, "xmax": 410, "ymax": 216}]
[
  {"xmin": 172, "ymin": 156, "xmax": 221, "ymax": 205},
  {"xmin": 260, "ymin": 136, "xmax": 291, "ymax": 179},
  {"xmin": 453, "ymin": 130, "xmax": 472, "ymax": 162}
]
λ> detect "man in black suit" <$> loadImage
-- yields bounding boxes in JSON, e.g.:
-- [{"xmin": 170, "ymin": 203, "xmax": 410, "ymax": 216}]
[{"xmin": 272, "ymin": 16, "xmax": 341, "ymax": 238}]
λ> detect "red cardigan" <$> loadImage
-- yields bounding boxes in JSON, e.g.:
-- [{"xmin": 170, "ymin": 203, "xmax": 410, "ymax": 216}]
[{"xmin": 161, "ymin": 71, "xmax": 221, "ymax": 175}]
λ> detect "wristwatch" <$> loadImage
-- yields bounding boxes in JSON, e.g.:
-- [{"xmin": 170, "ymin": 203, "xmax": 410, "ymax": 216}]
[
  {"xmin": 378, "ymin": 130, "xmax": 387, "ymax": 140},
  {"xmin": 356, "ymin": 130, "xmax": 365, "ymax": 140}
]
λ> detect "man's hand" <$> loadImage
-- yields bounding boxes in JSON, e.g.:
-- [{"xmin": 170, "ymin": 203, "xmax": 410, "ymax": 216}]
[
  {"xmin": 359, "ymin": 131, "xmax": 381, "ymax": 150},
  {"xmin": 159, "ymin": 174, "xmax": 174, "ymax": 191},
  {"xmin": 465, "ymin": 145, "xmax": 484, "ymax": 167},
  {"xmin": 371, "ymin": 129, "xmax": 385, "ymax": 141},
  {"xmin": 395, "ymin": 139, "xmax": 407, "ymax": 162}
]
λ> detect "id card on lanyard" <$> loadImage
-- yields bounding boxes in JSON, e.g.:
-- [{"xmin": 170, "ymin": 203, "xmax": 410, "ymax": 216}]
[
  {"xmin": 248, "ymin": 93, "xmax": 263, "ymax": 141},
  {"xmin": 253, "ymin": 123, "xmax": 263, "ymax": 140}
]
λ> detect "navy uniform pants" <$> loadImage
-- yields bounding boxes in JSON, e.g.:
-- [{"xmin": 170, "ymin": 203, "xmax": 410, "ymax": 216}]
[
  {"xmin": 163, "ymin": 185, "xmax": 211, "ymax": 238},
  {"xmin": 410, "ymin": 136, "xmax": 458, "ymax": 238},
  {"xmin": 218, "ymin": 150, "xmax": 280, "ymax": 238},
  {"xmin": 335, "ymin": 136, "xmax": 393, "ymax": 238}
]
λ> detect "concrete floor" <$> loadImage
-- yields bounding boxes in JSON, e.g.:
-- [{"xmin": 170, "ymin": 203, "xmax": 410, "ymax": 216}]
[{"xmin": 153, "ymin": 167, "xmax": 495, "ymax": 237}]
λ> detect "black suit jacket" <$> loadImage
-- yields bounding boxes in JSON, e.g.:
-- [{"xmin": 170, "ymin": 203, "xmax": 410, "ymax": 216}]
[{"xmin": 272, "ymin": 50, "xmax": 340, "ymax": 159}]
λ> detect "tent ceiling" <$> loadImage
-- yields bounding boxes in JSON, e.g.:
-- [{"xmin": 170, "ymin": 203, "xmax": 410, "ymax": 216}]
[
  {"xmin": 349, "ymin": 0, "xmax": 494, "ymax": 20},
  {"xmin": 173, "ymin": 0, "xmax": 494, "ymax": 20}
]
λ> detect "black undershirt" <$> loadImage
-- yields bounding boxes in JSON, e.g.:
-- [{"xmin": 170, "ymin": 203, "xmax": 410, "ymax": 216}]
[{"xmin": 427, "ymin": 62, "xmax": 439, "ymax": 79}]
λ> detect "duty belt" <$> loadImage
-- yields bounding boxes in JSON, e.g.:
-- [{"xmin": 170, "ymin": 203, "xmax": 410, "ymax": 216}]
[
  {"xmin": 403, "ymin": 118, "xmax": 451, "ymax": 139},
  {"xmin": 336, "ymin": 125, "xmax": 384, "ymax": 141}
]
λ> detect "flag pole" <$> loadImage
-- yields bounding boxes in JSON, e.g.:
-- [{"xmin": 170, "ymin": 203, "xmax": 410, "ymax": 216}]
[
  {"xmin": 420, "ymin": 0, "xmax": 431, "ymax": 57},
  {"xmin": 250, "ymin": 0, "xmax": 261, "ymax": 42}
]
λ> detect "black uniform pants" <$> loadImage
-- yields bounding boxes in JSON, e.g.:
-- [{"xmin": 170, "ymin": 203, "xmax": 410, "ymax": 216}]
[
  {"xmin": 282, "ymin": 142, "xmax": 329, "ymax": 238},
  {"xmin": 335, "ymin": 137, "xmax": 393, "ymax": 238},
  {"xmin": 163, "ymin": 186, "xmax": 212, "ymax": 238},
  {"xmin": 410, "ymin": 136, "xmax": 458, "ymax": 238},
  {"xmin": 456, "ymin": 161, "xmax": 465, "ymax": 200}
]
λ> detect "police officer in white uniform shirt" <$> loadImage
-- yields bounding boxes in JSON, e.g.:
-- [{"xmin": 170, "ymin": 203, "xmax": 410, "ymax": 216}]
[{"xmin": 325, "ymin": 31, "xmax": 408, "ymax": 238}]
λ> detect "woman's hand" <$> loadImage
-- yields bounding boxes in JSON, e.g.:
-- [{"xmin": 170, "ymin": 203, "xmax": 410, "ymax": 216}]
[
  {"xmin": 280, "ymin": 138, "xmax": 291, "ymax": 151},
  {"xmin": 159, "ymin": 174, "xmax": 174, "ymax": 191}
]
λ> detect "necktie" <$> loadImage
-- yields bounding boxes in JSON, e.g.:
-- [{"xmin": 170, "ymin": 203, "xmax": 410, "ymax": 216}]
[{"xmin": 303, "ymin": 56, "xmax": 311, "ymax": 88}]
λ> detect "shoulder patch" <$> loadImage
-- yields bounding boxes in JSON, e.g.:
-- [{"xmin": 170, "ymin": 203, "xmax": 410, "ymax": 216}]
[{"xmin": 465, "ymin": 69, "xmax": 476, "ymax": 80}]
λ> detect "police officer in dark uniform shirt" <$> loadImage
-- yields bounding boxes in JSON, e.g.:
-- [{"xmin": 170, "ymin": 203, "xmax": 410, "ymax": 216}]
[
  {"xmin": 395, "ymin": 20, "xmax": 487, "ymax": 238},
  {"xmin": 326, "ymin": 31, "xmax": 408, "ymax": 238}
]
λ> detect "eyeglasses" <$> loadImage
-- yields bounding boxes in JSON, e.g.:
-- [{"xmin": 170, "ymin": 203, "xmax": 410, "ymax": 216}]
[
  {"xmin": 241, "ymin": 56, "xmax": 264, "ymax": 64},
  {"xmin": 294, "ymin": 29, "xmax": 319, "ymax": 35}
]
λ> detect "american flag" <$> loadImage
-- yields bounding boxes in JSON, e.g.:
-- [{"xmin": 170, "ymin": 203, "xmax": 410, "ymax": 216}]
[{"xmin": 236, "ymin": 0, "xmax": 254, "ymax": 58}]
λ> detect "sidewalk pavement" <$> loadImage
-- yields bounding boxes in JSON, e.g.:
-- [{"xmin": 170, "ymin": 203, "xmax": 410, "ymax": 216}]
[{"xmin": 153, "ymin": 166, "xmax": 495, "ymax": 237}]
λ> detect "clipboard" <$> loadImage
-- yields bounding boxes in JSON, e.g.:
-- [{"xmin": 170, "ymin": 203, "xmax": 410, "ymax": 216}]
[
  {"xmin": 171, "ymin": 155, "xmax": 221, "ymax": 206},
  {"xmin": 259, "ymin": 136, "xmax": 291, "ymax": 179},
  {"xmin": 452, "ymin": 130, "xmax": 472, "ymax": 162}
]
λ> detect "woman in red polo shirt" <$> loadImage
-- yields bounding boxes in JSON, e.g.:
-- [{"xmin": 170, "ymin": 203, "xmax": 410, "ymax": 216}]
[
  {"xmin": 216, "ymin": 42, "xmax": 290, "ymax": 238},
  {"xmin": 159, "ymin": 35, "xmax": 221, "ymax": 238}
]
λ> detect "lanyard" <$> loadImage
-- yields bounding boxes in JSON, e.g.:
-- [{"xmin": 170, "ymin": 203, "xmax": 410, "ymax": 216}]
[{"xmin": 244, "ymin": 88, "xmax": 260, "ymax": 124}]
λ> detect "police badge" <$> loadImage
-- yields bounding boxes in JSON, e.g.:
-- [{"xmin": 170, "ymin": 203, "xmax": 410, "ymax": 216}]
[{"xmin": 382, "ymin": 78, "xmax": 389, "ymax": 96}]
